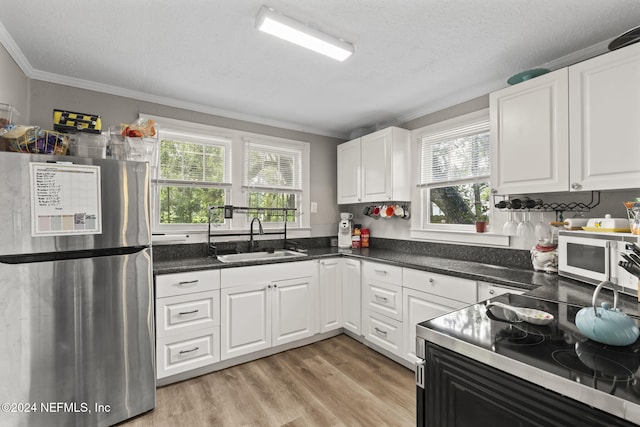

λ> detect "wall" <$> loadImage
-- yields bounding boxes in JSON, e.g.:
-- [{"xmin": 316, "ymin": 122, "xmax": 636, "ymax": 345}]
[
  {"xmin": 0, "ymin": 43, "xmax": 28, "ymax": 124},
  {"xmin": 24, "ymin": 80, "xmax": 343, "ymax": 238}
]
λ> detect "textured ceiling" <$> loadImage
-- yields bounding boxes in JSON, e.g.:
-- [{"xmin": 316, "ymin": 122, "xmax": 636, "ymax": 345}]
[{"xmin": 2, "ymin": 1, "xmax": 640, "ymax": 138}]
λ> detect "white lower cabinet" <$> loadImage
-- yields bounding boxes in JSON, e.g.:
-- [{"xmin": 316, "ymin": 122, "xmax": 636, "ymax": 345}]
[
  {"xmin": 220, "ymin": 261, "xmax": 317, "ymax": 361},
  {"xmin": 362, "ymin": 261, "xmax": 404, "ymax": 357},
  {"xmin": 364, "ymin": 311, "xmax": 403, "ymax": 355},
  {"xmin": 155, "ymin": 269, "xmax": 221, "ymax": 379},
  {"xmin": 157, "ymin": 327, "xmax": 220, "ymax": 379},
  {"xmin": 318, "ymin": 258, "xmax": 342, "ymax": 333},
  {"xmin": 402, "ymin": 268, "xmax": 477, "ymax": 363},
  {"xmin": 341, "ymin": 258, "xmax": 362, "ymax": 334}
]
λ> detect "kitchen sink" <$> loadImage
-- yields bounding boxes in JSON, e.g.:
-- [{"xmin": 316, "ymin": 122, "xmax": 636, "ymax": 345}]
[{"xmin": 217, "ymin": 249, "xmax": 307, "ymax": 263}]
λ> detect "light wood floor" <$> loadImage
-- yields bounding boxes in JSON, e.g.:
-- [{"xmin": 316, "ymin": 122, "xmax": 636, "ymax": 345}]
[{"xmin": 119, "ymin": 334, "xmax": 416, "ymax": 427}]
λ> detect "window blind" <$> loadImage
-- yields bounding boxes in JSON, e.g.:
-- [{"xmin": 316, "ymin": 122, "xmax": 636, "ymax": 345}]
[
  {"xmin": 158, "ymin": 130, "xmax": 232, "ymax": 185},
  {"xmin": 244, "ymin": 139, "xmax": 303, "ymax": 191},
  {"xmin": 418, "ymin": 119, "xmax": 490, "ymax": 187}
]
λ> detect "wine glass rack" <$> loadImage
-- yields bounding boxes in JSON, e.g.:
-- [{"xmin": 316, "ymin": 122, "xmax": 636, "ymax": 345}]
[{"xmin": 492, "ymin": 191, "xmax": 600, "ymax": 221}]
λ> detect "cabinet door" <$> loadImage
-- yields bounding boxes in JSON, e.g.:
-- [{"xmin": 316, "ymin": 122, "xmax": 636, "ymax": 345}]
[
  {"xmin": 220, "ymin": 283, "xmax": 271, "ymax": 360},
  {"xmin": 272, "ymin": 276, "xmax": 316, "ymax": 347},
  {"xmin": 361, "ymin": 129, "xmax": 392, "ymax": 202},
  {"xmin": 403, "ymin": 288, "xmax": 468, "ymax": 363},
  {"xmin": 569, "ymin": 42, "xmax": 640, "ymax": 191},
  {"xmin": 490, "ymin": 68, "xmax": 569, "ymax": 194},
  {"xmin": 337, "ymin": 138, "xmax": 362, "ymax": 204},
  {"xmin": 318, "ymin": 259, "xmax": 342, "ymax": 333},
  {"xmin": 341, "ymin": 258, "xmax": 362, "ymax": 335},
  {"xmin": 422, "ymin": 343, "xmax": 637, "ymax": 427}
]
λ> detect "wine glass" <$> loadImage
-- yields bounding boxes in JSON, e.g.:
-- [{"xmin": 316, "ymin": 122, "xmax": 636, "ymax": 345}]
[
  {"xmin": 502, "ymin": 210, "xmax": 518, "ymax": 236},
  {"xmin": 534, "ymin": 211, "xmax": 551, "ymax": 242},
  {"xmin": 516, "ymin": 211, "xmax": 535, "ymax": 245}
]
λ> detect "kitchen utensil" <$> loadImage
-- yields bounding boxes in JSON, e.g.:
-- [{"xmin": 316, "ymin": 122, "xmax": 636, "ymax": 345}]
[
  {"xmin": 380, "ymin": 205, "xmax": 388, "ymax": 218},
  {"xmin": 534, "ymin": 212, "xmax": 551, "ymax": 241},
  {"xmin": 402, "ymin": 204, "xmax": 410, "ymax": 219},
  {"xmin": 507, "ymin": 68, "xmax": 550, "ymax": 85},
  {"xmin": 503, "ymin": 211, "xmax": 518, "ymax": 236},
  {"xmin": 608, "ymin": 25, "xmax": 640, "ymax": 51},
  {"xmin": 485, "ymin": 301, "xmax": 554, "ymax": 325},
  {"xmin": 516, "ymin": 211, "xmax": 535, "ymax": 243},
  {"xmin": 582, "ymin": 214, "xmax": 631, "ymax": 232},
  {"xmin": 385, "ymin": 205, "xmax": 395, "ymax": 217},
  {"xmin": 619, "ymin": 260, "xmax": 640, "ymax": 279},
  {"xmin": 562, "ymin": 218, "xmax": 588, "ymax": 230},
  {"xmin": 394, "ymin": 205, "xmax": 404, "ymax": 217},
  {"xmin": 575, "ymin": 280, "xmax": 640, "ymax": 346}
]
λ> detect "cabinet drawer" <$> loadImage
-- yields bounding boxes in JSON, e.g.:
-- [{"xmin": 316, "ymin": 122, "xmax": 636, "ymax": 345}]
[
  {"xmin": 363, "ymin": 261, "xmax": 402, "ymax": 285},
  {"xmin": 364, "ymin": 281, "xmax": 402, "ymax": 321},
  {"xmin": 156, "ymin": 326, "xmax": 220, "ymax": 379},
  {"xmin": 403, "ymin": 268, "xmax": 476, "ymax": 304},
  {"xmin": 477, "ymin": 281, "xmax": 524, "ymax": 302},
  {"xmin": 156, "ymin": 290, "xmax": 220, "ymax": 338},
  {"xmin": 364, "ymin": 311, "xmax": 402, "ymax": 356},
  {"xmin": 221, "ymin": 261, "xmax": 314, "ymax": 288},
  {"xmin": 156, "ymin": 270, "xmax": 220, "ymax": 298}
]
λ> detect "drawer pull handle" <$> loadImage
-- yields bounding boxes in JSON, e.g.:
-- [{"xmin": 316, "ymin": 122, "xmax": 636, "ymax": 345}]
[
  {"xmin": 178, "ymin": 309, "xmax": 200, "ymax": 316},
  {"xmin": 178, "ymin": 280, "xmax": 199, "ymax": 286},
  {"xmin": 374, "ymin": 269, "xmax": 388, "ymax": 275},
  {"xmin": 374, "ymin": 295, "xmax": 388, "ymax": 302},
  {"xmin": 374, "ymin": 327, "xmax": 387, "ymax": 336},
  {"xmin": 179, "ymin": 347, "xmax": 200, "ymax": 355}
]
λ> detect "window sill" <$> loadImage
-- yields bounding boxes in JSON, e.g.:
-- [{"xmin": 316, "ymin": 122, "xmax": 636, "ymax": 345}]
[
  {"xmin": 151, "ymin": 227, "xmax": 311, "ymax": 245},
  {"xmin": 409, "ymin": 228, "xmax": 510, "ymax": 247}
]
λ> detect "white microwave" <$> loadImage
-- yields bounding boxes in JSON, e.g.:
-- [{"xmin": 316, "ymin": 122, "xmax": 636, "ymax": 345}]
[{"xmin": 558, "ymin": 230, "xmax": 640, "ymax": 296}]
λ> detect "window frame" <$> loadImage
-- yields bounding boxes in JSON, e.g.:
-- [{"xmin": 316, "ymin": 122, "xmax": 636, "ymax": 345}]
[
  {"xmin": 143, "ymin": 114, "xmax": 310, "ymax": 237},
  {"xmin": 242, "ymin": 135, "xmax": 308, "ymax": 228},
  {"xmin": 409, "ymin": 109, "xmax": 509, "ymax": 246}
]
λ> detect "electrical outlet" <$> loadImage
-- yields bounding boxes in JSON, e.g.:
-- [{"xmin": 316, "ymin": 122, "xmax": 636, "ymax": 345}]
[{"xmin": 310, "ymin": 202, "xmax": 318, "ymax": 213}]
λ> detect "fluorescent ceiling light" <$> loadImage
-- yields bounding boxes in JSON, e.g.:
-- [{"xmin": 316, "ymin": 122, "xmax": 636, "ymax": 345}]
[{"xmin": 256, "ymin": 6, "xmax": 354, "ymax": 61}]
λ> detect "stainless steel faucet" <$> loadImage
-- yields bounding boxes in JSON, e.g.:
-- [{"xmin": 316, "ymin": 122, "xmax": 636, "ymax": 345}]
[{"xmin": 249, "ymin": 217, "xmax": 264, "ymax": 251}]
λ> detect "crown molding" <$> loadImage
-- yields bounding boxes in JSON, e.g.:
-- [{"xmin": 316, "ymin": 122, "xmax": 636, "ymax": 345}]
[
  {"xmin": 396, "ymin": 39, "xmax": 611, "ymax": 127},
  {"xmin": 0, "ymin": 21, "xmax": 33, "ymax": 76}
]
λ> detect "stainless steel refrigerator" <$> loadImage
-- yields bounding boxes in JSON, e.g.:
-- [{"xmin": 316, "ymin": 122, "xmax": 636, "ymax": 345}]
[{"xmin": 0, "ymin": 151, "xmax": 155, "ymax": 427}]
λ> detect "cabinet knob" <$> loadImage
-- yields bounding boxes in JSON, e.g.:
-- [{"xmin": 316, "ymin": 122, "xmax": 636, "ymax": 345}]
[
  {"xmin": 267, "ymin": 284, "xmax": 272, "ymax": 289},
  {"xmin": 491, "ymin": 188, "xmax": 498, "ymax": 195},
  {"xmin": 489, "ymin": 289, "xmax": 495, "ymax": 295},
  {"xmin": 571, "ymin": 182, "xmax": 582, "ymax": 190},
  {"xmin": 429, "ymin": 278, "xmax": 434, "ymax": 284}
]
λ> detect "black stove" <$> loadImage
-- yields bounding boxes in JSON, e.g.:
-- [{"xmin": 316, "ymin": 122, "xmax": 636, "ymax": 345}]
[{"xmin": 419, "ymin": 293, "xmax": 640, "ymax": 406}]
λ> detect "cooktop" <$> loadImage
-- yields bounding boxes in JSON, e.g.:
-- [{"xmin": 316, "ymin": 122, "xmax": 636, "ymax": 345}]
[{"xmin": 418, "ymin": 293, "xmax": 640, "ymax": 412}]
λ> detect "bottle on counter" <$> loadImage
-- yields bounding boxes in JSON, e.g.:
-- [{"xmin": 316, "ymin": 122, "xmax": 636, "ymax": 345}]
[
  {"xmin": 352, "ymin": 228, "xmax": 361, "ymax": 249},
  {"xmin": 361, "ymin": 228, "xmax": 370, "ymax": 248}
]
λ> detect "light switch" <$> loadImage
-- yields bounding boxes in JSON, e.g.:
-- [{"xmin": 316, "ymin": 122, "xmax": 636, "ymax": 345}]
[{"xmin": 310, "ymin": 202, "xmax": 318, "ymax": 213}]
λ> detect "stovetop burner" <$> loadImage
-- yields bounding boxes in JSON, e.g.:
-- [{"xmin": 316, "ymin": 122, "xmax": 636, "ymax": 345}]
[{"xmin": 422, "ymin": 293, "xmax": 640, "ymax": 405}]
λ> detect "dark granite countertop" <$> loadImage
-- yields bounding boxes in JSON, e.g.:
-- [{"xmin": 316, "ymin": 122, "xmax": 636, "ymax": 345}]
[{"xmin": 153, "ymin": 245, "xmax": 640, "ymax": 317}]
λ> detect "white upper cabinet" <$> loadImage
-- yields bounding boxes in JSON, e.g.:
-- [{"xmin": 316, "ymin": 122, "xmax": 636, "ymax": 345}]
[
  {"xmin": 337, "ymin": 138, "xmax": 362, "ymax": 204},
  {"xmin": 337, "ymin": 127, "xmax": 410, "ymax": 204},
  {"xmin": 490, "ymin": 68, "xmax": 570, "ymax": 195},
  {"xmin": 490, "ymin": 43, "xmax": 640, "ymax": 195},
  {"xmin": 569, "ymin": 42, "xmax": 640, "ymax": 191}
]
